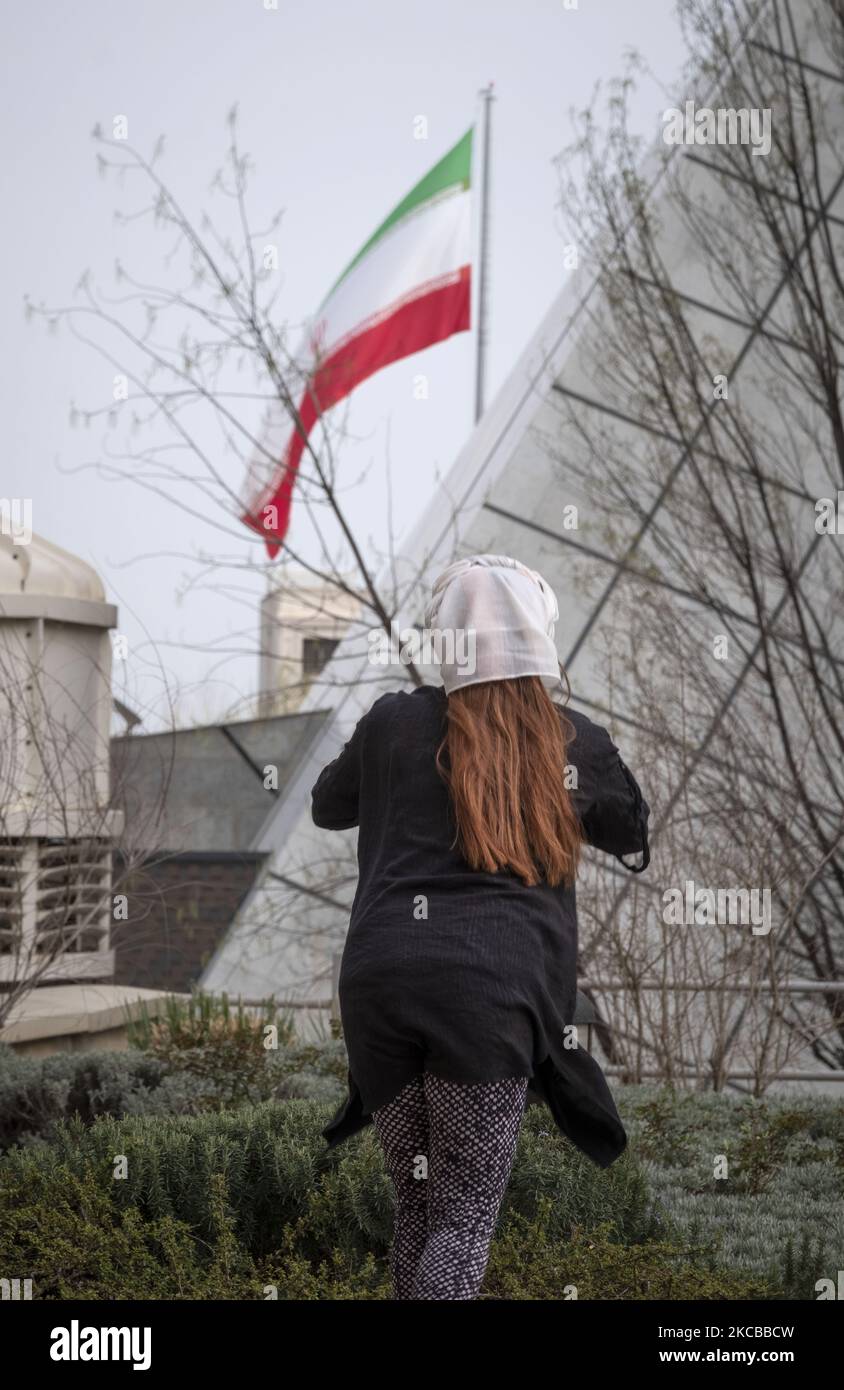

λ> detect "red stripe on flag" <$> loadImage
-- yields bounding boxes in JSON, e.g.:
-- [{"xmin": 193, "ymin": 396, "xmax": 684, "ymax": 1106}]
[{"xmin": 242, "ymin": 266, "xmax": 471, "ymax": 557}]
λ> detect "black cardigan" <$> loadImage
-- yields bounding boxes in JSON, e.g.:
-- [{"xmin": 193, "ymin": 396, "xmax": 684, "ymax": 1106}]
[{"xmin": 311, "ymin": 685, "xmax": 649, "ymax": 1168}]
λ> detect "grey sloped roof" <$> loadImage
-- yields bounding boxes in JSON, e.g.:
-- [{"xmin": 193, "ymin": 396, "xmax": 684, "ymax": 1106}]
[
  {"xmin": 111, "ymin": 709, "xmax": 331, "ymax": 854},
  {"xmin": 201, "ymin": 0, "xmax": 840, "ymax": 1004}
]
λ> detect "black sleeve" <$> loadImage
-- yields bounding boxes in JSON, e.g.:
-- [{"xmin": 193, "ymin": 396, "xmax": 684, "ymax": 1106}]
[
  {"xmin": 566, "ymin": 716, "xmax": 650, "ymax": 873},
  {"xmin": 311, "ymin": 714, "xmax": 369, "ymax": 830},
  {"xmin": 310, "ymin": 692, "xmax": 394, "ymax": 831}
]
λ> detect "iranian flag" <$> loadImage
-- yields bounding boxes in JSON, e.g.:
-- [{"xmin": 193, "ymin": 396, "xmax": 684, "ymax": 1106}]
[{"xmin": 241, "ymin": 127, "xmax": 473, "ymax": 557}]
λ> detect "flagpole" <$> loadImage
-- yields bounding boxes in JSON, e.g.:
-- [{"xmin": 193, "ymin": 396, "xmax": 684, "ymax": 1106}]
[{"xmin": 474, "ymin": 82, "xmax": 494, "ymax": 425}]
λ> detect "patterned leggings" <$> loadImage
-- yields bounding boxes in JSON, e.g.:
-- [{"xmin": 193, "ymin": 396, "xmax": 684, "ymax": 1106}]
[{"xmin": 371, "ymin": 1073, "xmax": 528, "ymax": 1300}]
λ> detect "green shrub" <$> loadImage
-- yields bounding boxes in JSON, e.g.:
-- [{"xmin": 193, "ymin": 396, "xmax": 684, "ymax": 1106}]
[
  {"xmin": 0, "ymin": 1158, "xmax": 390, "ymax": 1300},
  {"xmin": 632, "ymin": 1090, "xmax": 698, "ymax": 1166},
  {"xmin": 260, "ymin": 1227, "xmax": 391, "ymax": 1300},
  {"xmin": 0, "ymin": 1151, "xmax": 771, "ymax": 1302},
  {"xmin": 483, "ymin": 1200, "xmax": 773, "ymax": 1300},
  {"xmin": 0, "ymin": 1037, "xmax": 348, "ymax": 1150},
  {"xmin": 267, "ymin": 1041, "xmax": 349, "ymax": 1103},
  {"xmin": 127, "ymin": 992, "xmax": 347, "ymax": 1109},
  {"xmin": 777, "ymin": 1230, "xmax": 831, "ymax": 1301},
  {"xmin": 125, "ymin": 990, "xmax": 297, "ymax": 1053},
  {"xmin": 0, "ymin": 1044, "xmax": 172, "ymax": 1151},
  {"xmin": 0, "ymin": 1096, "xmax": 650, "ymax": 1265},
  {"xmin": 732, "ymin": 1103, "xmax": 811, "ymax": 1195},
  {"xmin": 618, "ymin": 1085, "xmax": 844, "ymax": 1289},
  {"xmin": 502, "ymin": 1104, "xmax": 659, "ymax": 1245},
  {"xmin": 3, "ymin": 1058, "xmax": 842, "ymax": 1298},
  {"xmin": 12, "ymin": 1103, "xmax": 329, "ymax": 1259},
  {"xmin": 126, "ymin": 992, "xmax": 298, "ymax": 1108}
]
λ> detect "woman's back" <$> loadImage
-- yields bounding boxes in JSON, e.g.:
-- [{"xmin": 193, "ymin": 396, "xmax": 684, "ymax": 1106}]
[
  {"xmin": 313, "ymin": 683, "xmax": 647, "ymax": 932},
  {"xmin": 317, "ymin": 556, "xmax": 653, "ymax": 1301},
  {"xmin": 312, "ymin": 681, "xmax": 649, "ymax": 1123},
  {"xmin": 314, "ymin": 556, "xmax": 651, "ymax": 1298}
]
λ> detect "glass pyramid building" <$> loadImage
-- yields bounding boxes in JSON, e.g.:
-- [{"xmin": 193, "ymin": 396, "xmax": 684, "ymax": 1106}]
[{"xmin": 204, "ymin": 0, "xmax": 844, "ymax": 1086}]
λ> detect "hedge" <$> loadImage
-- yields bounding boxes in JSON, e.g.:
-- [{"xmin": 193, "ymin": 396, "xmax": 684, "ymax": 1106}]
[
  {"xmin": 0, "ymin": 1040, "xmax": 348, "ymax": 1150},
  {"xmin": 0, "ymin": 1101, "xmax": 771, "ymax": 1301},
  {"xmin": 2, "ymin": 1038, "xmax": 841, "ymax": 1299}
]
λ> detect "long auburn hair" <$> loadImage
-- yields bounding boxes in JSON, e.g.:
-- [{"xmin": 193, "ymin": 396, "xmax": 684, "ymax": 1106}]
[{"xmin": 435, "ymin": 674, "xmax": 582, "ymax": 888}]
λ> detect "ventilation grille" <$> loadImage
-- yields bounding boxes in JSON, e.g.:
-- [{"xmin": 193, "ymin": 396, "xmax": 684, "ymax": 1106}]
[
  {"xmin": 34, "ymin": 839, "xmax": 111, "ymax": 954},
  {"xmin": 0, "ymin": 839, "xmax": 24, "ymax": 956}
]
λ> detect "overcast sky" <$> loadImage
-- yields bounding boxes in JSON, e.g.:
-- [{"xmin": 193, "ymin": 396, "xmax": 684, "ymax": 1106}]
[{"xmin": 2, "ymin": 0, "xmax": 689, "ymax": 730}]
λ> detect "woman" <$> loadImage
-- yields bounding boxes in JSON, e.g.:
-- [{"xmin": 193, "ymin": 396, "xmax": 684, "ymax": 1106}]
[{"xmin": 311, "ymin": 554, "xmax": 649, "ymax": 1301}]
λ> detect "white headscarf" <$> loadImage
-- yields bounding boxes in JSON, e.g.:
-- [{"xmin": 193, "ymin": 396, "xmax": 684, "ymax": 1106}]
[{"xmin": 423, "ymin": 553, "xmax": 562, "ymax": 695}]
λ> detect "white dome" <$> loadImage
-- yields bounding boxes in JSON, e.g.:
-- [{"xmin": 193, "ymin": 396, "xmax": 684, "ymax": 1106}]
[{"xmin": 0, "ymin": 531, "xmax": 105, "ymax": 603}]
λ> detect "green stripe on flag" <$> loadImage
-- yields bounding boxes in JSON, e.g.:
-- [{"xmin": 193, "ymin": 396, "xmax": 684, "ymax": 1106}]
[{"xmin": 322, "ymin": 127, "xmax": 473, "ymax": 304}]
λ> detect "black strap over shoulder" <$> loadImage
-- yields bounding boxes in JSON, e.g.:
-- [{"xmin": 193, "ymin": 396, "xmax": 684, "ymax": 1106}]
[{"xmin": 616, "ymin": 759, "xmax": 651, "ymax": 873}]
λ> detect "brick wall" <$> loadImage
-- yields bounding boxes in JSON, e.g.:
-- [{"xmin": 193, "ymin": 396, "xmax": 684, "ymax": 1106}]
[{"xmin": 111, "ymin": 852, "xmax": 265, "ymax": 993}]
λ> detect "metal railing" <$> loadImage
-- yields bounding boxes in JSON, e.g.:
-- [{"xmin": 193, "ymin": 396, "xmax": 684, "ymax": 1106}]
[{"xmin": 232, "ymin": 966, "xmax": 844, "ymax": 1083}]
